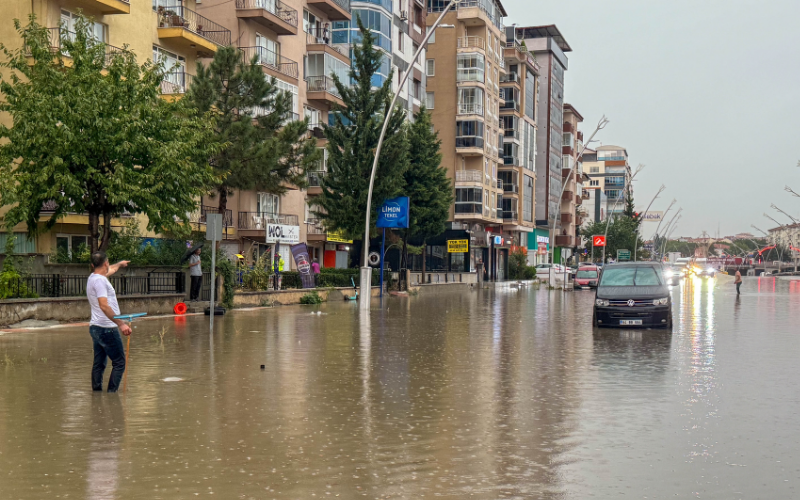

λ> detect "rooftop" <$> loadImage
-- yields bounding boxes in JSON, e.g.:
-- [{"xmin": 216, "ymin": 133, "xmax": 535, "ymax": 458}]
[
  {"xmin": 514, "ymin": 25, "xmax": 571, "ymax": 52},
  {"xmin": 563, "ymin": 103, "xmax": 583, "ymax": 122}
]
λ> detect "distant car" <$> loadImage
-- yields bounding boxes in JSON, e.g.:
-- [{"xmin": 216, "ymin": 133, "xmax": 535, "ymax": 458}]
[
  {"xmin": 593, "ymin": 262, "xmax": 673, "ymax": 329},
  {"xmin": 698, "ymin": 267, "xmax": 716, "ymax": 278},
  {"xmin": 574, "ymin": 265, "xmax": 600, "ymax": 289},
  {"xmin": 535, "ymin": 264, "xmax": 571, "ymax": 278},
  {"xmin": 662, "ymin": 265, "xmax": 684, "ymax": 284}
]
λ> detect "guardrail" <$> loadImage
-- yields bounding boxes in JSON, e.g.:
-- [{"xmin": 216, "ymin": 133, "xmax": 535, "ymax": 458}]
[
  {"xmin": 308, "ymin": 171, "xmax": 326, "ymax": 187},
  {"xmin": 240, "ymin": 46, "xmax": 298, "ymax": 79},
  {"xmin": 238, "ymin": 212, "xmax": 299, "ymax": 230},
  {"xmin": 4, "ymin": 272, "xmax": 185, "ymax": 299},
  {"xmin": 306, "ymin": 75, "xmax": 341, "ymax": 98},
  {"xmin": 457, "ymin": 102, "xmax": 483, "ymax": 115},
  {"xmin": 160, "ymin": 70, "xmax": 193, "ymax": 94},
  {"xmin": 457, "ymin": 36, "xmax": 485, "ymax": 50},
  {"xmin": 157, "ymin": 5, "xmax": 232, "ymax": 46},
  {"xmin": 455, "ymin": 170, "xmax": 483, "ymax": 183},
  {"xmin": 235, "ymin": 0, "xmax": 298, "ymax": 27}
]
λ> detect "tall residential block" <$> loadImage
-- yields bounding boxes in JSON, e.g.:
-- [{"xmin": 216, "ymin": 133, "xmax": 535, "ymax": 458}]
[
  {"xmin": 555, "ymin": 103, "xmax": 585, "ymax": 261},
  {"xmin": 425, "ymin": 0, "xmax": 510, "ymax": 279},
  {"xmin": 583, "ymin": 145, "xmax": 632, "ymax": 221}
]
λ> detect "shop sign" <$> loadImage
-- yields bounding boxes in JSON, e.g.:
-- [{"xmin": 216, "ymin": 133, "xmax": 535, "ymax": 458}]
[
  {"xmin": 265, "ymin": 224, "xmax": 300, "ymax": 244},
  {"xmin": 536, "ymin": 235, "xmax": 550, "ymax": 244},
  {"xmin": 538, "ymin": 242, "xmax": 547, "ymax": 255},
  {"xmin": 377, "ymin": 196, "xmax": 410, "ymax": 228},
  {"xmin": 448, "ymin": 239, "xmax": 469, "ymax": 253},
  {"xmin": 327, "ymin": 230, "xmax": 353, "ymax": 244}
]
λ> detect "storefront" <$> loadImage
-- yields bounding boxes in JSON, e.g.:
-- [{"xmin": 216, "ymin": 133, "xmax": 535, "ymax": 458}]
[
  {"xmin": 265, "ymin": 223, "xmax": 300, "ymax": 271},
  {"xmin": 527, "ymin": 228, "xmax": 550, "ymax": 266},
  {"xmin": 324, "ymin": 230, "xmax": 352, "ymax": 269}
]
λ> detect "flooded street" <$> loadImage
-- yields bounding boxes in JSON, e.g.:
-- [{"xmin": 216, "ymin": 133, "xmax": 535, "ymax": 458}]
[{"xmin": 2, "ymin": 277, "xmax": 800, "ymax": 499}]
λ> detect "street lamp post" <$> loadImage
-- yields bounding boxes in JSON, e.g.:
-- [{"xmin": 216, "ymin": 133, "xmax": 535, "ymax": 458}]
[
  {"xmin": 633, "ymin": 184, "xmax": 665, "ymax": 261},
  {"xmin": 358, "ymin": 0, "xmax": 459, "ymax": 309},
  {"xmin": 650, "ymin": 198, "xmax": 676, "ymax": 259},
  {"xmin": 657, "ymin": 209, "xmax": 682, "ymax": 257},
  {"xmin": 548, "ymin": 115, "xmax": 609, "ymax": 267}
]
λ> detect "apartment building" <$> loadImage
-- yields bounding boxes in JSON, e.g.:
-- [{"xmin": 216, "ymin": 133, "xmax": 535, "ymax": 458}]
[
  {"xmin": 580, "ymin": 148, "xmax": 607, "ymax": 224},
  {"xmin": 498, "ymin": 27, "xmax": 538, "ymax": 256},
  {"xmin": 425, "ymin": 0, "xmax": 509, "ymax": 279},
  {"xmin": 583, "ymin": 144, "xmax": 632, "ymax": 221},
  {"xmin": 554, "ymin": 103, "xmax": 586, "ymax": 262},
  {"xmin": 516, "ymin": 25, "xmax": 570, "ymax": 259},
  {"xmin": 0, "ymin": 0, "xmax": 232, "ymax": 257}
]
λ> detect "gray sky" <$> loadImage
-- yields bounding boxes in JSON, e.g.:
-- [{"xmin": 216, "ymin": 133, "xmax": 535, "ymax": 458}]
[{"xmin": 502, "ymin": 0, "xmax": 800, "ymax": 237}]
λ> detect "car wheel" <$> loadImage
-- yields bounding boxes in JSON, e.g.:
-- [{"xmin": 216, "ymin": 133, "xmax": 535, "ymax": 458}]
[
  {"xmin": 592, "ymin": 309, "xmax": 598, "ymax": 328},
  {"xmin": 666, "ymin": 308, "xmax": 673, "ymax": 331}
]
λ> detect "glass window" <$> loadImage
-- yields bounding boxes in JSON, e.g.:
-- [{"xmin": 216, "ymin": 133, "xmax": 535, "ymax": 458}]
[
  {"xmin": 590, "ymin": 166, "xmax": 600, "ymax": 173},
  {"xmin": 576, "ymin": 270, "xmax": 598, "ymax": 279},
  {"xmin": 456, "ymin": 53, "xmax": 484, "ymax": 82},
  {"xmin": 426, "ymin": 59, "xmax": 434, "ymax": 76},
  {"xmin": 523, "ymin": 175, "xmax": 533, "ymax": 222},
  {"xmin": 428, "ymin": 30, "xmax": 435, "ymax": 43},
  {"xmin": 600, "ymin": 267, "xmax": 662, "ymax": 286},
  {"xmin": 426, "ymin": 91, "xmax": 434, "ymax": 109},
  {"xmin": 525, "ymin": 70, "xmax": 536, "ymax": 119}
]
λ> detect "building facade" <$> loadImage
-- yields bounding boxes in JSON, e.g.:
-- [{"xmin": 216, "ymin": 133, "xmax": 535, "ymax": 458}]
[
  {"xmin": 554, "ymin": 103, "xmax": 586, "ymax": 262},
  {"xmin": 584, "ymin": 144, "xmax": 632, "ymax": 219},
  {"xmin": 425, "ymin": 0, "xmax": 509, "ymax": 279}
]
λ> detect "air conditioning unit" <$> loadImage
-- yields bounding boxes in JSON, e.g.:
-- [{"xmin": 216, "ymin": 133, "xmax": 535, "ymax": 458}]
[{"xmin": 400, "ymin": 10, "xmax": 408, "ymax": 21}]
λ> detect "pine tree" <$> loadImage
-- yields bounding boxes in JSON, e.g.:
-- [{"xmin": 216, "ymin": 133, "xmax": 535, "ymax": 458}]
[
  {"xmin": 186, "ymin": 46, "xmax": 319, "ymax": 219},
  {"xmin": 404, "ymin": 106, "xmax": 452, "ymax": 276},
  {"xmin": 314, "ymin": 18, "xmax": 410, "ymax": 265}
]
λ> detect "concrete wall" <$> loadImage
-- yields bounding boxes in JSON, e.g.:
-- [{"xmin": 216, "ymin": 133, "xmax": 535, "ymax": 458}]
[
  {"xmin": 0, "ymin": 293, "xmax": 185, "ymax": 327},
  {"xmin": 233, "ymin": 286, "xmax": 381, "ymax": 307}
]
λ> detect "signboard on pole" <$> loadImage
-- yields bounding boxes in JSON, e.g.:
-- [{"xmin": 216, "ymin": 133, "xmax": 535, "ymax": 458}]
[
  {"xmin": 537, "ymin": 242, "xmax": 547, "ymax": 255},
  {"xmin": 592, "ymin": 235, "xmax": 606, "ymax": 247},
  {"xmin": 617, "ymin": 249, "xmax": 631, "ymax": 261},
  {"xmin": 639, "ymin": 211, "xmax": 664, "ymax": 222},
  {"xmin": 206, "ymin": 213, "xmax": 223, "ymax": 242},
  {"xmin": 265, "ymin": 224, "xmax": 300, "ymax": 244},
  {"xmin": 376, "ymin": 196, "xmax": 410, "ymax": 228},
  {"xmin": 447, "ymin": 239, "xmax": 468, "ymax": 253}
]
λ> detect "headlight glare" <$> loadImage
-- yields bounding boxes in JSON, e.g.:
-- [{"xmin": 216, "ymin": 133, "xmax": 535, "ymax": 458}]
[{"xmin": 658, "ymin": 297, "xmax": 669, "ymax": 305}]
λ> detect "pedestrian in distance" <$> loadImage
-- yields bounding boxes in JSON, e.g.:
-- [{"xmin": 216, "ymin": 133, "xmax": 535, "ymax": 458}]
[
  {"xmin": 188, "ymin": 247, "xmax": 202, "ymax": 301},
  {"xmin": 87, "ymin": 251, "xmax": 131, "ymax": 393},
  {"xmin": 735, "ymin": 269, "xmax": 742, "ymax": 295},
  {"xmin": 311, "ymin": 258, "xmax": 321, "ymax": 287},
  {"xmin": 273, "ymin": 252, "xmax": 285, "ymax": 290}
]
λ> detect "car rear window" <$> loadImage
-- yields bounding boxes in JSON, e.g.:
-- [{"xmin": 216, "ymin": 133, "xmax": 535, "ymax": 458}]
[
  {"xmin": 576, "ymin": 270, "xmax": 598, "ymax": 278},
  {"xmin": 600, "ymin": 267, "xmax": 662, "ymax": 286}
]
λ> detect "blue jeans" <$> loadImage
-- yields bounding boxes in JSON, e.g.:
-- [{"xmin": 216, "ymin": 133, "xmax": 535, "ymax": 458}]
[{"xmin": 89, "ymin": 326, "xmax": 126, "ymax": 393}]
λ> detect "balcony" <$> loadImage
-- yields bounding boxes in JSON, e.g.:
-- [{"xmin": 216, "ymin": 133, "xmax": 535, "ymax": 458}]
[
  {"xmin": 235, "ymin": 0, "xmax": 298, "ymax": 36},
  {"xmin": 503, "ymin": 211, "xmax": 519, "ymax": 223},
  {"xmin": 454, "ymin": 203, "xmax": 485, "ymax": 218},
  {"xmin": 306, "ymin": 75, "xmax": 344, "ymax": 107},
  {"xmin": 560, "ymin": 213, "xmax": 574, "ymax": 225},
  {"xmin": 240, "ymin": 46, "xmax": 298, "ymax": 82},
  {"xmin": 454, "ymin": 170, "xmax": 483, "ymax": 185},
  {"xmin": 503, "ymin": 155, "xmax": 521, "ymax": 166},
  {"xmin": 305, "ymin": 30, "xmax": 352, "ymax": 65},
  {"xmin": 30, "ymin": 28, "xmax": 129, "ymax": 69},
  {"xmin": 563, "ymin": 121, "xmax": 573, "ymax": 133},
  {"xmin": 306, "ymin": 218, "xmax": 328, "ymax": 241},
  {"xmin": 40, "ymin": 200, "xmax": 134, "ymax": 221},
  {"xmin": 457, "ymin": 102, "xmax": 484, "ymax": 116},
  {"xmin": 159, "ymin": 70, "xmax": 194, "ymax": 99},
  {"xmin": 562, "ymin": 190, "xmax": 574, "ymax": 202},
  {"xmin": 555, "ymin": 234, "xmax": 575, "ymax": 247},
  {"xmin": 500, "ymin": 100, "xmax": 520, "ymax": 112},
  {"xmin": 307, "ymin": 171, "xmax": 326, "ymax": 195},
  {"xmin": 238, "ymin": 212, "xmax": 300, "ymax": 232},
  {"xmin": 503, "ymin": 183, "xmax": 519, "ymax": 195},
  {"xmin": 457, "ymin": 36, "xmax": 485, "ymax": 51},
  {"xmin": 455, "ymin": 136, "xmax": 484, "ymax": 154},
  {"xmin": 496, "ymin": 179, "xmax": 504, "ymax": 190},
  {"xmin": 575, "ymin": 194, "xmax": 583, "ymax": 206},
  {"xmin": 157, "ymin": 6, "xmax": 231, "ymax": 55},
  {"xmin": 456, "ymin": 68, "xmax": 484, "ymax": 83},
  {"xmin": 189, "ymin": 205, "xmax": 233, "ymax": 226},
  {"xmin": 307, "ymin": 0, "xmax": 351, "ymax": 21},
  {"xmin": 503, "ymin": 127, "xmax": 520, "ymax": 140},
  {"xmin": 62, "ymin": 0, "xmax": 130, "ymax": 15},
  {"xmin": 500, "ymin": 72, "xmax": 520, "ymax": 84}
]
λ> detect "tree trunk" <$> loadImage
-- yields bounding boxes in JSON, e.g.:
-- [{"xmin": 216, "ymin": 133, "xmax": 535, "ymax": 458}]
[
  {"xmin": 421, "ymin": 240, "xmax": 426, "ymax": 284},
  {"xmin": 216, "ymin": 187, "xmax": 228, "ymax": 249},
  {"xmin": 88, "ymin": 212, "xmax": 100, "ymax": 254},
  {"xmin": 99, "ymin": 211, "xmax": 112, "ymax": 251}
]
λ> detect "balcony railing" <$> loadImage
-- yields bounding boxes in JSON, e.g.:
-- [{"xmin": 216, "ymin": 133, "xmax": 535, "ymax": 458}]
[
  {"xmin": 500, "ymin": 100, "xmax": 520, "ymax": 112},
  {"xmin": 454, "ymin": 203, "xmax": 483, "ymax": 215},
  {"xmin": 456, "ymin": 68, "xmax": 484, "ymax": 82},
  {"xmin": 457, "ymin": 36, "xmax": 485, "ymax": 50},
  {"xmin": 561, "ymin": 213, "xmax": 573, "ymax": 224},
  {"xmin": 157, "ymin": 6, "xmax": 232, "ymax": 46},
  {"xmin": 503, "ymin": 183, "xmax": 519, "ymax": 194},
  {"xmin": 306, "ymin": 217, "xmax": 327, "ymax": 234},
  {"xmin": 503, "ymin": 155, "xmax": 521, "ymax": 166},
  {"xmin": 504, "ymin": 127, "xmax": 520, "ymax": 139},
  {"xmin": 31, "ymin": 28, "xmax": 129, "ymax": 67},
  {"xmin": 187, "ymin": 205, "xmax": 233, "ymax": 225},
  {"xmin": 307, "ymin": 170, "xmax": 326, "ymax": 187},
  {"xmin": 500, "ymin": 72, "xmax": 519, "ymax": 84},
  {"xmin": 160, "ymin": 70, "xmax": 193, "ymax": 94},
  {"xmin": 562, "ymin": 190, "xmax": 574, "ymax": 201},
  {"xmin": 306, "ymin": 75, "xmax": 341, "ymax": 98},
  {"xmin": 234, "ymin": 0, "xmax": 298, "ymax": 28},
  {"xmin": 240, "ymin": 46, "xmax": 298, "ymax": 79},
  {"xmin": 455, "ymin": 137, "xmax": 484, "ymax": 148},
  {"xmin": 40, "ymin": 200, "xmax": 134, "ymax": 218},
  {"xmin": 455, "ymin": 170, "xmax": 483, "ymax": 183},
  {"xmin": 457, "ymin": 102, "xmax": 484, "ymax": 116},
  {"xmin": 238, "ymin": 212, "xmax": 299, "ymax": 230},
  {"xmin": 503, "ymin": 211, "xmax": 519, "ymax": 222}
]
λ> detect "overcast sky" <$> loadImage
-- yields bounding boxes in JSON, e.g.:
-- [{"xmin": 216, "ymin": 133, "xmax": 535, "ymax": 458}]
[{"xmin": 502, "ymin": 0, "xmax": 800, "ymax": 237}]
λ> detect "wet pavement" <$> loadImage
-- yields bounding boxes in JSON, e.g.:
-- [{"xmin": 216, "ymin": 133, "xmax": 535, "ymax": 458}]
[{"xmin": 1, "ymin": 276, "xmax": 799, "ymax": 499}]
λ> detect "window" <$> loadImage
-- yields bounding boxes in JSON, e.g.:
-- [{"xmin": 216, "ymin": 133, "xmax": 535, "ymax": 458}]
[
  {"xmin": 62, "ymin": 10, "xmax": 106, "ymax": 42},
  {"xmin": 456, "ymin": 53, "xmax": 484, "ymax": 82},
  {"xmin": 398, "ymin": 29, "xmax": 404, "ymax": 51},
  {"xmin": 426, "ymin": 59, "xmax": 434, "ymax": 76},
  {"xmin": 428, "ymin": 30, "xmax": 435, "ymax": 43},
  {"xmin": 500, "ymin": 87, "xmax": 519, "ymax": 110},
  {"xmin": 0, "ymin": 233, "xmax": 36, "ymax": 254},
  {"xmin": 303, "ymin": 9, "xmax": 321, "ymax": 35},
  {"xmin": 305, "ymin": 52, "xmax": 350, "ymax": 83},
  {"xmin": 305, "ymin": 106, "xmax": 321, "ymax": 128},
  {"xmin": 457, "ymin": 87, "xmax": 484, "ymax": 115},
  {"xmin": 563, "ymin": 132, "xmax": 573, "ymax": 147},
  {"xmin": 589, "ymin": 180, "xmax": 599, "ymax": 187},
  {"xmin": 523, "ymin": 175, "xmax": 533, "ymax": 222},
  {"xmin": 599, "ymin": 267, "xmax": 662, "ymax": 286},
  {"xmin": 153, "ymin": 46, "xmax": 186, "ymax": 92},
  {"xmin": 455, "ymin": 188, "xmax": 483, "ymax": 214},
  {"xmin": 426, "ymin": 91, "xmax": 435, "ymax": 109},
  {"xmin": 590, "ymin": 166, "xmax": 600, "ymax": 173},
  {"xmin": 605, "ymin": 189, "xmax": 621, "ymax": 199},
  {"xmin": 412, "ymin": 79, "xmax": 421, "ymax": 100},
  {"xmin": 257, "ymin": 193, "xmax": 280, "ymax": 216},
  {"xmin": 56, "ymin": 235, "xmax": 89, "ymax": 258},
  {"xmin": 273, "ymin": 78, "xmax": 299, "ymax": 115},
  {"xmin": 255, "ymin": 33, "xmax": 280, "ymax": 67},
  {"xmin": 412, "ymin": 41, "xmax": 419, "ymax": 56},
  {"xmin": 606, "ymin": 176, "xmax": 624, "ymax": 185},
  {"xmin": 525, "ymin": 70, "xmax": 536, "ymax": 119},
  {"xmin": 456, "ymin": 120, "xmax": 484, "ymax": 148}
]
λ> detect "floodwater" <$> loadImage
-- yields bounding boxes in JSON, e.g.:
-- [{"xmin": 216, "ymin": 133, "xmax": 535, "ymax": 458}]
[{"xmin": 1, "ymin": 276, "xmax": 800, "ymax": 499}]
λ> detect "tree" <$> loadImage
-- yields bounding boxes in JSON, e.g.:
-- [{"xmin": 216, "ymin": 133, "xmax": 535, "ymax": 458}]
[
  {"xmin": 314, "ymin": 19, "xmax": 409, "ymax": 265},
  {"xmin": 186, "ymin": 46, "xmax": 319, "ymax": 219},
  {"xmin": 583, "ymin": 216, "xmax": 647, "ymax": 262},
  {"xmin": 0, "ymin": 16, "xmax": 219, "ymax": 252},
  {"xmin": 403, "ymin": 105, "xmax": 452, "ymax": 277}
]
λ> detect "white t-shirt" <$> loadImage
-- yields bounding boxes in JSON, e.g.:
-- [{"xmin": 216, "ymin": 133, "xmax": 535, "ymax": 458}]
[
  {"xmin": 189, "ymin": 254, "xmax": 202, "ymax": 277},
  {"xmin": 87, "ymin": 273, "xmax": 120, "ymax": 328}
]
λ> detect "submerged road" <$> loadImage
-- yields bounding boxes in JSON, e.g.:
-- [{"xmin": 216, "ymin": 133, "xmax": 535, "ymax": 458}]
[{"xmin": 0, "ymin": 276, "xmax": 798, "ymax": 499}]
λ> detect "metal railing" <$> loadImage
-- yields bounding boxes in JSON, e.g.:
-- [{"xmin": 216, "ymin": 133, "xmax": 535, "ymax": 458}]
[
  {"xmin": 457, "ymin": 36, "xmax": 485, "ymax": 50},
  {"xmin": 504, "ymin": 127, "xmax": 520, "ymax": 139},
  {"xmin": 503, "ymin": 183, "xmax": 519, "ymax": 194},
  {"xmin": 306, "ymin": 218, "xmax": 327, "ymax": 234},
  {"xmin": 234, "ymin": 0, "xmax": 298, "ymax": 27},
  {"xmin": 500, "ymin": 72, "xmax": 519, "ymax": 84},
  {"xmin": 5, "ymin": 272, "xmax": 185, "ymax": 299},
  {"xmin": 238, "ymin": 212, "xmax": 299, "ymax": 230},
  {"xmin": 455, "ymin": 136, "xmax": 484, "ymax": 148},
  {"xmin": 306, "ymin": 75, "xmax": 341, "ymax": 98},
  {"xmin": 456, "ymin": 68, "xmax": 484, "ymax": 82},
  {"xmin": 307, "ymin": 171, "xmax": 326, "ymax": 187},
  {"xmin": 503, "ymin": 211, "xmax": 519, "ymax": 222},
  {"xmin": 31, "ymin": 28, "xmax": 129, "ymax": 67},
  {"xmin": 455, "ymin": 170, "xmax": 483, "ymax": 183},
  {"xmin": 39, "ymin": 200, "xmax": 134, "ymax": 218},
  {"xmin": 157, "ymin": 6, "xmax": 232, "ymax": 46},
  {"xmin": 240, "ymin": 46, "xmax": 298, "ymax": 79},
  {"xmin": 313, "ymin": 0, "xmax": 351, "ymax": 12},
  {"xmin": 457, "ymin": 102, "xmax": 484, "ymax": 115},
  {"xmin": 160, "ymin": 70, "xmax": 193, "ymax": 94},
  {"xmin": 188, "ymin": 205, "xmax": 233, "ymax": 225}
]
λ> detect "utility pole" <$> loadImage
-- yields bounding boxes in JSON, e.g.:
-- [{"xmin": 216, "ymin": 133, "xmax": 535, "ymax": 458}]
[{"xmin": 634, "ymin": 184, "xmax": 665, "ymax": 261}]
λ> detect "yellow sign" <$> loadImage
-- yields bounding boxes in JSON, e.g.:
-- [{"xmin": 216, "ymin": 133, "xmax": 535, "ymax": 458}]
[
  {"xmin": 448, "ymin": 239, "xmax": 469, "ymax": 253},
  {"xmin": 327, "ymin": 230, "xmax": 353, "ymax": 244}
]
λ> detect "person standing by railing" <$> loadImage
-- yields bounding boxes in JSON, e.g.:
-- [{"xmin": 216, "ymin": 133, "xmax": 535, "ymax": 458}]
[
  {"xmin": 188, "ymin": 247, "xmax": 203, "ymax": 301},
  {"xmin": 87, "ymin": 252, "xmax": 130, "ymax": 393}
]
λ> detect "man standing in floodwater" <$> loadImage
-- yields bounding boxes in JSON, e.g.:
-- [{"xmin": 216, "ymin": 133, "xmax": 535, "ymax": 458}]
[
  {"xmin": 87, "ymin": 251, "xmax": 131, "ymax": 392},
  {"xmin": 735, "ymin": 269, "xmax": 742, "ymax": 295}
]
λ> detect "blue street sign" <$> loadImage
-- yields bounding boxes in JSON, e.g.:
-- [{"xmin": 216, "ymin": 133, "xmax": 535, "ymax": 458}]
[{"xmin": 377, "ymin": 196, "xmax": 410, "ymax": 228}]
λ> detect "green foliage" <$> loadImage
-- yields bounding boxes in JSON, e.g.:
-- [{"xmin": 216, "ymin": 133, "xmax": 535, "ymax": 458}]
[
  {"xmin": 583, "ymin": 216, "xmax": 648, "ymax": 262},
  {"xmin": 406, "ymin": 106, "xmax": 452, "ymax": 241},
  {"xmin": 0, "ymin": 15, "xmax": 219, "ymax": 252},
  {"xmin": 508, "ymin": 248, "xmax": 536, "ymax": 280},
  {"xmin": 216, "ymin": 258, "xmax": 235, "ymax": 309},
  {"xmin": 186, "ymin": 45, "xmax": 319, "ymax": 214},
  {"xmin": 314, "ymin": 18, "xmax": 409, "ymax": 250},
  {"xmin": 299, "ymin": 290, "xmax": 323, "ymax": 304},
  {"xmin": 0, "ymin": 233, "xmax": 37, "ymax": 298}
]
